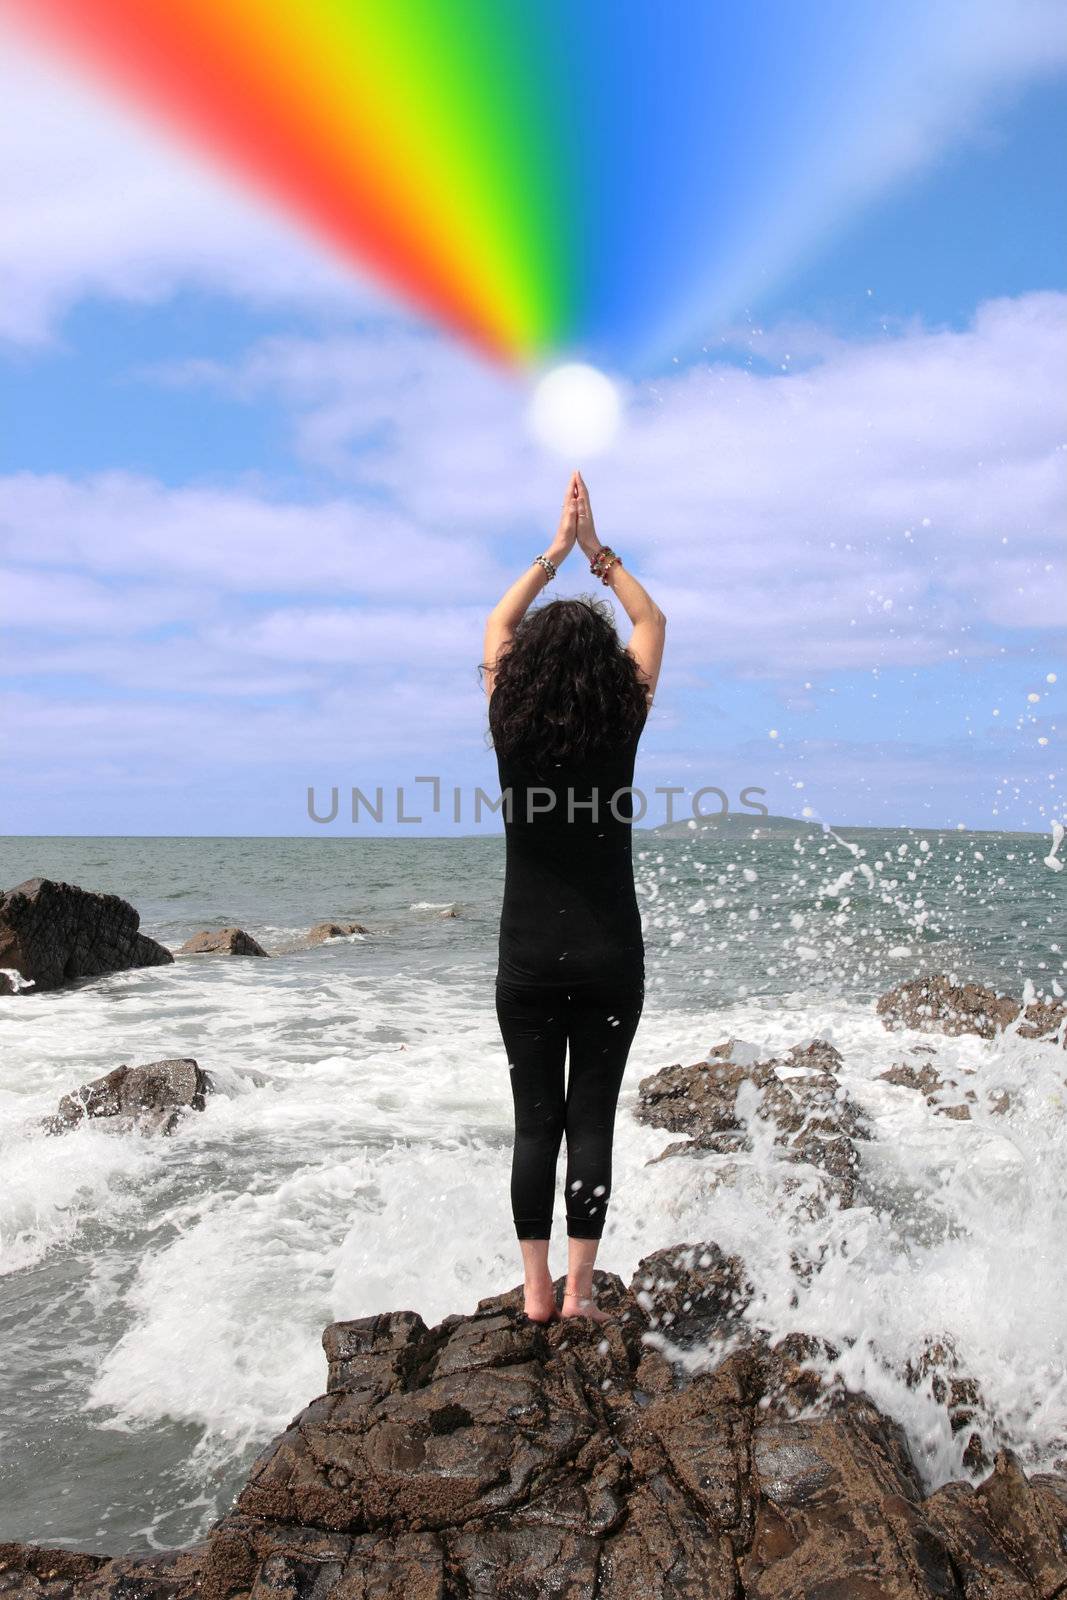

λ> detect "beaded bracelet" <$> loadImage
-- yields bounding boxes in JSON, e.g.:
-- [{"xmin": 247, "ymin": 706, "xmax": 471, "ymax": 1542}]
[
  {"xmin": 533, "ymin": 553, "xmax": 557, "ymax": 580},
  {"xmin": 590, "ymin": 546, "xmax": 621, "ymax": 584}
]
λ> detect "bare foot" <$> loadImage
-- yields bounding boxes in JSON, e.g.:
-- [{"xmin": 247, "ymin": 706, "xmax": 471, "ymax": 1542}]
[
  {"xmin": 523, "ymin": 1284, "xmax": 559, "ymax": 1321},
  {"xmin": 561, "ymin": 1291, "xmax": 611, "ymax": 1323}
]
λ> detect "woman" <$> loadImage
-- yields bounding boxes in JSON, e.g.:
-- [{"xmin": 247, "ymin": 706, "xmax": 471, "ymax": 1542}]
[{"xmin": 481, "ymin": 470, "xmax": 666, "ymax": 1324}]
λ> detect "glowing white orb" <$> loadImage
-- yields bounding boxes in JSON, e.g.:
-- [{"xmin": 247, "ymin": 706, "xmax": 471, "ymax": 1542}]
[{"xmin": 527, "ymin": 363, "xmax": 621, "ymax": 457}]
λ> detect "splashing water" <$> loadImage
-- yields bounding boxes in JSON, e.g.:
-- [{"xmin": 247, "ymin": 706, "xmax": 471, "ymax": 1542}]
[{"xmin": 0, "ymin": 829, "xmax": 1063, "ymax": 1550}]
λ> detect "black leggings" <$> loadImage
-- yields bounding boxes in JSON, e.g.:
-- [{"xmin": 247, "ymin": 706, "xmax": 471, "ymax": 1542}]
[{"xmin": 495, "ymin": 977, "xmax": 645, "ymax": 1240}]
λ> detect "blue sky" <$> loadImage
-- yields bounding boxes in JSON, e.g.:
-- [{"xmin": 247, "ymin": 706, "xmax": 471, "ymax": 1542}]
[{"xmin": 1, "ymin": 11, "xmax": 1064, "ymax": 836}]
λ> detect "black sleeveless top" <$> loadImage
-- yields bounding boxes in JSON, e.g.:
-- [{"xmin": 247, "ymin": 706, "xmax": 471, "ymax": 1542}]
[{"xmin": 491, "ymin": 689, "xmax": 647, "ymax": 989}]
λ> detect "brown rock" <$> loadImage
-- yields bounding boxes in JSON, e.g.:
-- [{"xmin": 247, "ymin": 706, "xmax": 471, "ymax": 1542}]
[
  {"xmin": 924, "ymin": 1452, "xmax": 1067, "ymax": 1598},
  {"xmin": 877, "ymin": 975, "xmax": 1066, "ymax": 1046},
  {"xmin": 878, "ymin": 1053, "xmax": 1016, "ymax": 1121},
  {"xmin": 0, "ymin": 1541, "xmax": 206, "ymax": 1600},
  {"xmin": 904, "ymin": 1336, "xmax": 991, "ymax": 1476},
  {"xmin": 880, "ymin": 1060, "xmax": 959, "ymax": 1098},
  {"xmin": 43, "ymin": 1058, "xmax": 212, "ymax": 1137},
  {"xmin": 323, "ymin": 1310, "xmax": 432, "ymax": 1397},
  {"xmin": 742, "ymin": 1398, "xmax": 961, "ymax": 1599},
  {"xmin": 306, "ymin": 921, "xmax": 371, "ymax": 945},
  {"xmin": 179, "ymin": 928, "xmax": 268, "ymax": 957},
  {"xmin": 7, "ymin": 1243, "xmax": 1067, "ymax": 1599},
  {"xmin": 0, "ymin": 1543, "xmax": 109, "ymax": 1597},
  {"xmin": 638, "ymin": 1039, "xmax": 868, "ymax": 1208},
  {"xmin": 636, "ymin": 1046, "xmax": 777, "ymax": 1135},
  {"xmin": 1018, "ymin": 996, "xmax": 1067, "ymax": 1044},
  {"xmin": 0, "ymin": 877, "xmax": 172, "ymax": 995}
]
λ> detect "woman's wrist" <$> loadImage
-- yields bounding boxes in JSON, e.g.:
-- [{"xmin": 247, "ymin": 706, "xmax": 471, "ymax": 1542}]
[{"xmin": 545, "ymin": 539, "xmax": 571, "ymax": 566}]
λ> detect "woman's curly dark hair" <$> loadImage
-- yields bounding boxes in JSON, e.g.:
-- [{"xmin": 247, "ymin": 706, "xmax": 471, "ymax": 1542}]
[{"xmin": 483, "ymin": 596, "xmax": 649, "ymax": 771}]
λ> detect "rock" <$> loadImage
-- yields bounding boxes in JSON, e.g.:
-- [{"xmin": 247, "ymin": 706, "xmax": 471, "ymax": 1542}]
[
  {"xmin": 306, "ymin": 921, "xmax": 371, "ymax": 945},
  {"xmin": 879, "ymin": 1057, "xmax": 978, "ymax": 1120},
  {"xmin": 627, "ymin": 1241, "xmax": 754, "ymax": 1373},
  {"xmin": 924, "ymin": 1454, "xmax": 1067, "ymax": 1599},
  {"xmin": 880, "ymin": 1059, "xmax": 961, "ymax": 1098},
  {"xmin": 4, "ymin": 1241, "xmax": 1067, "ymax": 1598},
  {"xmin": 0, "ymin": 1540, "xmax": 206, "ymax": 1599},
  {"xmin": 43, "ymin": 1058, "xmax": 212, "ymax": 1137},
  {"xmin": 877, "ymin": 975, "xmax": 1066, "ymax": 1046},
  {"xmin": 179, "ymin": 928, "xmax": 268, "ymax": 957},
  {"xmin": 638, "ymin": 1039, "xmax": 868, "ymax": 1209},
  {"xmin": 636, "ymin": 1042, "xmax": 777, "ymax": 1135},
  {"xmin": 878, "ymin": 1049, "xmax": 1017, "ymax": 1120},
  {"xmin": 1021, "ymin": 996, "xmax": 1067, "ymax": 1045},
  {"xmin": 904, "ymin": 1336, "xmax": 992, "ymax": 1476},
  {"xmin": 0, "ymin": 878, "xmax": 172, "ymax": 995}
]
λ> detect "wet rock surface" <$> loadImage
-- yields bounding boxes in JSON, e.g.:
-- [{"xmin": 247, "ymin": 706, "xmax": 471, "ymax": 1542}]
[
  {"xmin": 306, "ymin": 921, "xmax": 371, "ymax": 945},
  {"xmin": 0, "ymin": 877, "xmax": 172, "ymax": 995},
  {"xmin": 876, "ymin": 1049, "xmax": 1017, "ymax": 1121},
  {"xmin": 877, "ymin": 975, "xmax": 1066, "ymax": 1045},
  {"xmin": 43, "ymin": 1058, "xmax": 213, "ymax": 1137},
  {"xmin": 636, "ymin": 1038, "xmax": 870, "ymax": 1209},
  {"xmin": 6, "ymin": 1242, "xmax": 1065, "ymax": 1599},
  {"xmin": 0, "ymin": 1541, "xmax": 206, "ymax": 1600},
  {"xmin": 179, "ymin": 928, "xmax": 269, "ymax": 957},
  {"xmin": 903, "ymin": 1336, "xmax": 994, "ymax": 1477}
]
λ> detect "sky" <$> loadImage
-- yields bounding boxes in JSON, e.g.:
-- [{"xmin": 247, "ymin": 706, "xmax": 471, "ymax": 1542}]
[{"xmin": 1, "ymin": 6, "xmax": 1065, "ymax": 837}]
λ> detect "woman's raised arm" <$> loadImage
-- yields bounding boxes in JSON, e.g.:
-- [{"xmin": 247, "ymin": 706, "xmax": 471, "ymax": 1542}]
[
  {"xmin": 482, "ymin": 472, "xmax": 579, "ymax": 698},
  {"xmin": 574, "ymin": 471, "xmax": 666, "ymax": 708}
]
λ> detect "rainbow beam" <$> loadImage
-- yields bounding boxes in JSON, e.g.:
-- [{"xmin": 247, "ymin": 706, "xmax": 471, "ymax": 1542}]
[{"xmin": 2, "ymin": 0, "xmax": 950, "ymax": 368}]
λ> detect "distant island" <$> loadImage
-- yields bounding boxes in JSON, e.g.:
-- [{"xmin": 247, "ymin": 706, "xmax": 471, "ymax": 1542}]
[
  {"xmin": 646, "ymin": 811, "xmax": 812, "ymax": 838},
  {"xmin": 642, "ymin": 814, "xmax": 1050, "ymax": 839}
]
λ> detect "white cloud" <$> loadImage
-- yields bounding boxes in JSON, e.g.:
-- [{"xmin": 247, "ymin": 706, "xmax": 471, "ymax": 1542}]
[
  {"xmin": 0, "ymin": 472, "xmax": 494, "ymax": 598},
  {"xmin": 0, "ymin": 31, "xmax": 387, "ymax": 344},
  {"xmin": 3, "ymin": 9, "xmax": 1064, "ymax": 830},
  {"xmin": 1, "ymin": 292, "xmax": 1062, "ymax": 831},
  {"xmin": 3, "ymin": 294, "xmax": 1063, "ymax": 694},
  {"xmin": 207, "ymin": 605, "xmax": 481, "ymax": 668},
  {"xmin": 145, "ymin": 289, "xmax": 1065, "ymax": 666},
  {"xmin": 0, "ymin": 678, "xmax": 491, "ymax": 776},
  {"xmin": 0, "ymin": 565, "xmax": 204, "ymax": 632}
]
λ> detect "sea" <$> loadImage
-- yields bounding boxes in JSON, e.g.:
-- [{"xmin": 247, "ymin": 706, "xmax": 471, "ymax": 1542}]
[{"xmin": 0, "ymin": 827, "xmax": 1064, "ymax": 1554}]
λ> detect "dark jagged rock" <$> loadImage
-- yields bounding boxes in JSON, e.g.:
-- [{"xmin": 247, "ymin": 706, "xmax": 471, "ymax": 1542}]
[
  {"xmin": 876, "ymin": 1052, "xmax": 1009, "ymax": 1121},
  {"xmin": 637, "ymin": 1039, "xmax": 869, "ymax": 1208},
  {"xmin": 880, "ymin": 1059, "xmax": 964, "ymax": 1099},
  {"xmin": 179, "ymin": 928, "xmax": 268, "ymax": 957},
  {"xmin": 4, "ymin": 1242, "xmax": 1066, "ymax": 1598},
  {"xmin": 0, "ymin": 1539, "xmax": 206, "ymax": 1599},
  {"xmin": 923, "ymin": 1456, "xmax": 1067, "ymax": 1600},
  {"xmin": 880, "ymin": 1055, "xmax": 978, "ymax": 1121},
  {"xmin": 306, "ymin": 921, "xmax": 371, "ymax": 946},
  {"xmin": 0, "ymin": 878, "xmax": 172, "ymax": 995},
  {"xmin": 904, "ymin": 1336, "xmax": 992, "ymax": 1476},
  {"xmin": 629, "ymin": 1240, "xmax": 754, "ymax": 1355},
  {"xmin": 43, "ymin": 1058, "xmax": 212, "ymax": 1137},
  {"xmin": 877, "ymin": 975, "xmax": 1067, "ymax": 1046}
]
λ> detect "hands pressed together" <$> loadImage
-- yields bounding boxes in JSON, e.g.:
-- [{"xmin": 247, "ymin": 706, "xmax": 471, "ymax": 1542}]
[
  {"xmin": 551, "ymin": 470, "xmax": 601, "ymax": 565},
  {"xmin": 487, "ymin": 465, "xmax": 664, "ymax": 707}
]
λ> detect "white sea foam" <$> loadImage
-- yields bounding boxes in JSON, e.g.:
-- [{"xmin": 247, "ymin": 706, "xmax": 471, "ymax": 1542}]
[
  {"xmin": 9, "ymin": 971, "xmax": 1060, "ymax": 1505},
  {"xmin": 1, "ymin": 828, "xmax": 1064, "ymax": 1547},
  {"xmin": 649, "ymin": 1008, "xmax": 1067, "ymax": 1489},
  {"xmin": 0, "ymin": 1117, "xmax": 160, "ymax": 1275}
]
